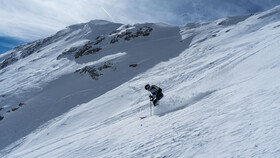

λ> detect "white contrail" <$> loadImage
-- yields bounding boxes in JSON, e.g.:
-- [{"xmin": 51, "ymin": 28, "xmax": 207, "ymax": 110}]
[{"xmin": 101, "ymin": 7, "xmax": 115, "ymax": 22}]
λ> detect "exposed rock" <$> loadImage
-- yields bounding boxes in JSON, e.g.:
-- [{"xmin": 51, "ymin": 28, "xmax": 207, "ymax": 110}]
[
  {"xmin": 57, "ymin": 47, "xmax": 78, "ymax": 59},
  {"xmin": 58, "ymin": 25, "xmax": 153, "ymax": 59},
  {"xmin": 75, "ymin": 66, "xmax": 102, "ymax": 80},
  {"xmin": 98, "ymin": 62, "xmax": 113, "ymax": 71},
  {"xmin": 129, "ymin": 64, "xmax": 138, "ymax": 67},
  {"xmin": 109, "ymin": 31, "xmax": 118, "ymax": 35},
  {"xmin": 19, "ymin": 103, "xmax": 24, "ymax": 107},
  {"xmin": 110, "ymin": 37, "xmax": 119, "ymax": 44},
  {"xmin": 0, "ymin": 55, "xmax": 18, "ymax": 70},
  {"xmin": 94, "ymin": 37, "xmax": 105, "ymax": 45},
  {"xmin": 75, "ymin": 62, "xmax": 114, "ymax": 80},
  {"xmin": 12, "ymin": 108, "xmax": 19, "ymax": 112},
  {"xmin": 75, "ymin": 47, "xmax": 102, "ymax": 59}
]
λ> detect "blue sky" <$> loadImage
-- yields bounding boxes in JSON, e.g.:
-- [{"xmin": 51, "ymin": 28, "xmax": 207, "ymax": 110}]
[
  {"xmin": 1, "ymin": 0, "xmax": 280, "ymax": 54},
  {"xmin": 0, "ymin": 36, "xmax": 26, "ymax": 54}
]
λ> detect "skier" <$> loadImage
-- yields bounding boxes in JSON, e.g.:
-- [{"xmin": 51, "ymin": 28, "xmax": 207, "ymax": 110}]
[{"xmin": 145, "ymin": 84, "xmax": 164, "ymax": 106}]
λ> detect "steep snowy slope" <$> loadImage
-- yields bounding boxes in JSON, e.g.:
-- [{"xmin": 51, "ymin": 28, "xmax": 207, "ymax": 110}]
[
  {"xmin": 1, "ymin": 6, "xmax": 280, "ymax": 158},
  {"xmin": 0, "ymin": 20, "xmax": 185, "ymax": 150}
]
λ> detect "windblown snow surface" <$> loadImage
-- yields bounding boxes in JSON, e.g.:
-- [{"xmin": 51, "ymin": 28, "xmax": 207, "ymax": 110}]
[{"xmin": 1, "ymin": 6, "xmax": 280, "ymax": 158}]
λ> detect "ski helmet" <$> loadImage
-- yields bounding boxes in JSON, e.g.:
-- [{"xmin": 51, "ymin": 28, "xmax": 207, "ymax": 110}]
[{"xmin": 145, "ymin": 84, "xmax": 150, "ymax": 90}]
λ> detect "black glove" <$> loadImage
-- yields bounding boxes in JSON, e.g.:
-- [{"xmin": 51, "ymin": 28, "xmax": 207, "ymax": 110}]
[{"xmin": 149, "ymin": 95, "xmax": 154, "ymax": 101}]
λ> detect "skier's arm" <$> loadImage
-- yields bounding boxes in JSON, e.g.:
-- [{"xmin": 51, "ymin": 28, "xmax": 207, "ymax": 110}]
[{"xmin": 150, "ymin": 88, "xmax": 157, "ymax": 99}]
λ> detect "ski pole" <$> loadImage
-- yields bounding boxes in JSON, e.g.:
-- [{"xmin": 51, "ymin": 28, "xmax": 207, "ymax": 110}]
[{"xmin": 150, "ymin": 101, "xmax": 152, "ymax": 116}]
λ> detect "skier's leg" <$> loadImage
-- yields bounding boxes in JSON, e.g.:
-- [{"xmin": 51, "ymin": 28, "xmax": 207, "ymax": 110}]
[
  {"xmin": 153, "ymin": 99, "xmax": 158, "ymax": 106},
  {"xmin": 158, "ymin": 93, "xmax": 163, "ymax": 100},
  {"xmin": 153, "ymin": 93, "xmax": 164, "ymax": 107}
]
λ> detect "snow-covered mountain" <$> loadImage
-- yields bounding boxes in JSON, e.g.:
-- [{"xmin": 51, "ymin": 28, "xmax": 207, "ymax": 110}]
[{"xmin": 1, "ymin": 5, "xmax": 280, "ymax": 157}]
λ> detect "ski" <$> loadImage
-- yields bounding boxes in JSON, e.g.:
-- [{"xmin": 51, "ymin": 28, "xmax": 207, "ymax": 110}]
[{"xmin": 140, "ymin": 116, "xmax": 147, "ymax": 119}]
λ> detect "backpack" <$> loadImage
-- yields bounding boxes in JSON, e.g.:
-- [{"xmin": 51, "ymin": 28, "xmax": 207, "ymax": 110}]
[{"xmin": 152, "ymin": 85, "xmax": 162, "ymax": 94}]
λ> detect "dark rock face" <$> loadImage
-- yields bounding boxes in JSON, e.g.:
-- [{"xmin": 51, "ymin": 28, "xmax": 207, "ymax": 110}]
[
  {"xmin": 0, "ymin": 31, "xmax": 66, "ymax": 70},
  {"xmin": 57, "ymin": 25, "xmax": 153, "ymax": 60},
  {"xmin": 75, "ymin": 62, "xmax": 114, "ymax": 80}
]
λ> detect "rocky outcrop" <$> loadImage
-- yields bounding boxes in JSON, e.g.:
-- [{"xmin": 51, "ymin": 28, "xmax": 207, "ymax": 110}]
[{"xmin": 75, "ymin": 62, "xmax": 113, "ymax": 80}]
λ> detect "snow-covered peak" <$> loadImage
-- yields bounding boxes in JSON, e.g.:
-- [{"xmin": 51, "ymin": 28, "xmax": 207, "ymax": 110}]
[
  {"xmin": 89, "ymin": 19, "xmax": 115, "ymax": 25},
  {"xmin": 65, "ymin": 19, "xmax": 122, "ymax": 32}
]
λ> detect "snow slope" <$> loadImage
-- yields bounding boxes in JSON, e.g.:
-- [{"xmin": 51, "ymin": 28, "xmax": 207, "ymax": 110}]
[
  {"xmin": 1, "ymin": 6, "xmax": 280, "ymax": 158},
  {"xmin": 0, "ymin": 20, "xmax": 185, "ymax": 150}
]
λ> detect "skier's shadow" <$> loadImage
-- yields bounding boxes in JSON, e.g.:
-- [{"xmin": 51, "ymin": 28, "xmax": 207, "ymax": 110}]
[{"xmin": 157, "ymin": 90, "xmax": 217, "ymax": 117}]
